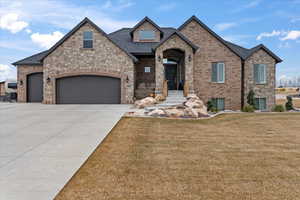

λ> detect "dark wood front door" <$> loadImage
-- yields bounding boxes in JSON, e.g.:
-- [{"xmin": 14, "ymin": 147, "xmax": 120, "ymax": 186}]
[{"xmin": 165, "ymin": 64, "xmax": 177, "ymax": 90}]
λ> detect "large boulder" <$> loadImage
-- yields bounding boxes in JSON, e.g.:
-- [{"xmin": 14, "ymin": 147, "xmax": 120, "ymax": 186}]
[
  {"xmin": 194, "ymin": 106, "xmax": 209, "ymax": 117},
  {"xmin": 184, "ymin": 98, "xmax": 204, "ymax": 109},
  {"xmin": 184, "ymin": 107, "xmax": 199, "ymax": 118},
  {"xmin": 134, "ymin": 97, "xmax": 157, "ymax": 109},
  {"xmin": 148, "ymin": 109, "xmax": 166, "ymax": 117},
  {"xmin": 164, "ymin": 108, "xmax": 185, "ymax": 118},
  {"xmin": 155, "ymin": 94, "xmax": 166, "ymax": 102}
]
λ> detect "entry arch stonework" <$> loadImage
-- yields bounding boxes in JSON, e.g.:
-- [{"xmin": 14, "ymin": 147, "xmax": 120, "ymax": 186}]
[{"xmin": 155, "ymin": 34, "xmax": 195, "ymax": 94}]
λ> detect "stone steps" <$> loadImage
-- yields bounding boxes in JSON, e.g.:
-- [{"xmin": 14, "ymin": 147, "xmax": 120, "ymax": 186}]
[{"xmin": 158, "ymin": 90, "xmax": 186, "ymax": 107}]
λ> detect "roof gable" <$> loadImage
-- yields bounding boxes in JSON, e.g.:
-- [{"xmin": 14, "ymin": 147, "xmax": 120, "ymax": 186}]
[
  {"xmin": 130, "ymin": 17, "xmax": 163, "ymax": 38},
  {"xmin": 246, "ymin": 44, "xmax": 282, "ymax": 63},
  {"xmin": 41, "ymin": 17, "xmax": 137, "ymax": 62},
  {"xmin": 153, "ymin": 30, "xmax": 198, "ymax": 52}
]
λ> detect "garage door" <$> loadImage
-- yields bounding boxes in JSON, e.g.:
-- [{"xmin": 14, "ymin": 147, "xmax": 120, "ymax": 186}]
[
  {"xmin": 27, "ymin": 72, "xmax": 43, "ymax": 102},
  {"xmin": 56, "ymin": 75, "xmax": 121, "ymax": 104}
]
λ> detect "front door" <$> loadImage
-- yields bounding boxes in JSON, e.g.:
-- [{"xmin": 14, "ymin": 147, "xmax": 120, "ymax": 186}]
[{"xmin": 165, "ymin": 64, "xmax": 177, "ymax": 90}]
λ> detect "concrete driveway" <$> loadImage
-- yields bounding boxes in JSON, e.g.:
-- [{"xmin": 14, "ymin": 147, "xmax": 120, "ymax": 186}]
[{"xmin": 0, "ymin": 103, "xmax": 131, "ymax": 200}]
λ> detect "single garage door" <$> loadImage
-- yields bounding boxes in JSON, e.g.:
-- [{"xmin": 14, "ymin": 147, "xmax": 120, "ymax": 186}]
[
  {"xmin": 27, "ymin": 72, "xmax": 43, "ymax": 102},
  {"xmin": 56, "ymin": 75, "xmax": 121, "ymax": 104}
]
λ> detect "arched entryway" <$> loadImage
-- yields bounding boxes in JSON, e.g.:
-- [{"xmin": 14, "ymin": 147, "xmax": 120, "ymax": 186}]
[{"xmin": 163, "ymin": 49, "xmax": 185, "ymax": 90}]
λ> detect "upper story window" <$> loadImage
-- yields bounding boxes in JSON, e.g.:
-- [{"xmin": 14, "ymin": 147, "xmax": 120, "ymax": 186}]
[
  {"xmin": 254, "ymin": 64, "xmax": 266, "ymax": 84},
  {"xmin": 212, "ymin": 62, "xmax": 225, "ymax": 83},
  {"xmin": 139, "ymin": 30, "xmax": 155, "ymax": 40},
  {"xmin": 83, "ymin": 31, "xmax": 93, "ymax": 48}
]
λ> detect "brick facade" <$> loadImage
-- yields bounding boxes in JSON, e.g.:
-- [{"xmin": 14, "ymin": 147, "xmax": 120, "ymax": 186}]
[
  {"xmin": 244, "ymin": 50, "xmax": 276, "ymax": 111},
  {"xmin": 134, "ymin": 57, "xmax": 156, "ymax": 99},
  {"xmin": 133, "ymin": 21, "xmax": 161, "ymax": 42},
  {"xmin": 0, "ymin": 82, "xmax": 5, "ymax": 96},
  {"xmin": 17, "ymin": 65, "xmax": 43, "ymax": 102},
  {"xmin": 180, "ymin": 20, "xmax": 242, "ymax": 110},
  {"xmin": 43, "ymin": 22, "xmax": 135, "ymax": 104}
]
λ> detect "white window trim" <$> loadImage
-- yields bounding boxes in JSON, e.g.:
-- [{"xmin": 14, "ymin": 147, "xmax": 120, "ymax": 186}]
[
  {"xmin": 256, "ymin": 64, "xmax": 267, "ymax": 84},
  {"xmin": 144, "ymin": 66, "xmax": 151, "ymax": 73},
  {"xmin": 83, "ymin": 31, "xmax": 93, "ymax": 49},
  {"xmin": 217, "ymin": 63, "xmax": 225, "ymax": 83}
]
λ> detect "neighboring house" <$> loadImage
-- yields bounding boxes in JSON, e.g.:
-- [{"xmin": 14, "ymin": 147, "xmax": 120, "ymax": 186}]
[
  {"xmin": 0, "ymin": 81, "xmax": 5, "ymax": 97},
  {"xmin": 13, "ymin": 16, "xmax": 282, "ymax": 110}
]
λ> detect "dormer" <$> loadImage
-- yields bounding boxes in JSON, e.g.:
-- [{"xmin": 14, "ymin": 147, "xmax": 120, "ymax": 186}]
[{"xmin": 130, "ymin": 17, "xmax": 164, "ymax": 42}]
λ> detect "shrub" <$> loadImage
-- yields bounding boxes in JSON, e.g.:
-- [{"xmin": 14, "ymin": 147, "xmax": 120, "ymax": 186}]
[
  {"xmin": 272, "ymin": 105, "xmax": 285, "ymax": 112},
  {"xmin": 242, "ymin": 105, "xmax": 255, "ymax": 112},
  {"xmin": 285, "ymin": 96, "xmax": 294, "ymax": 111},
  {"xmin": 247, "ymin": 90, "xmax": 255, "ymax": 106},
  {"xmin": 206, "ymin": 100, "xmax": 214, "ymax": 111}
]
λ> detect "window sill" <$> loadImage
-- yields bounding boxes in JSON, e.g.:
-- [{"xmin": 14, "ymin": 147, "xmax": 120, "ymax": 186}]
[
  {"xmin": 80, "ymin": 48, "xmax": 94, "ymax": 50},
  {"xmin": 211, "ymin": 82, "xmax": 225, "ymax": 84},
  {"xmin": 255, "ymin": 83, "xmax": 267, "ymax": 85}
]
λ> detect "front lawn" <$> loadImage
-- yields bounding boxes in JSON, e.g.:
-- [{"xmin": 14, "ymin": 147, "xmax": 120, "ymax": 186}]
[{"xmin": 55, "ymin": 113, "xmax": 300, "ymax": 200}]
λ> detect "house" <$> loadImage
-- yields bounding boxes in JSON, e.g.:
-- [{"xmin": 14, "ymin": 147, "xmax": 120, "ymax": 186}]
[{"xmin": 13, "ymin": 16, "xmax": 282, "ymax": 110}]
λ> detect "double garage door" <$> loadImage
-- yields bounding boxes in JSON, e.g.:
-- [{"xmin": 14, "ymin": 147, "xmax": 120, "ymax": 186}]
[{"xmin": 27, "ymin": 73, "xmax": 121, "ymax": 104}]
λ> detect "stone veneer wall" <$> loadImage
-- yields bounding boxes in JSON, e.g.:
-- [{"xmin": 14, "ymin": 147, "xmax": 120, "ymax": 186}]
[
  {"xmin": 17, "ymin": 65, "xmax": 43, "ymax": 102},
  {"xmin": 180, "ymin": 20, "xmax": 242, "ymax": 110},
  {"xmin": 134, "ymin": 57, "xmax": 155, "ymax": 99},
  {"xmin": 244, "ymin": 49, "xmax": 276, "ymax": 111},
  {"xmin": 155, "ymin": 34, "xmax": 194, "ymax": 94},
  {"xmin": 133, "ymin": 21, "xmax": 161, "ymax": 42},
  {"xmin": 43, "ymin": 22, "xmax": 134, "ymax": 104}
]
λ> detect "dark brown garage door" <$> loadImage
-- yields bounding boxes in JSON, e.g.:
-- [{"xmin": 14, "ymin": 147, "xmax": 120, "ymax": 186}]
[
  {"xmin": 27, "ymin": 72, "xmax": 43, "ymax": 102},
  {"xmin": 56, "ymin": 75, "xmax": 121, "ymax": 104}
]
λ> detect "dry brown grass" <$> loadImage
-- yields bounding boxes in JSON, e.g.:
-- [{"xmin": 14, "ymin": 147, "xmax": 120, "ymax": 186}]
[
  {"xmin": 276, "ymin": 87, "xmax": 299, "ymax": 95},
  {"xmin": 55, "ymin": 114, "xmax": 300, "ymax": 200},
  {"xmin": 276, "ymin": 98, "xmax": 300, "ymax": 108}
]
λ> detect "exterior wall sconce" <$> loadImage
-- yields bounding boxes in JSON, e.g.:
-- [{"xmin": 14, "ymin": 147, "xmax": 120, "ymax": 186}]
[
  {"xmin": 126, "ymin": 76, "xmax": 129, "ymax": 83},
  {"xmin": 158, "ymin": 55, "xmax": 161, "ymax": 62},
  {"xmin": 20, "ymin": 80, "xmax": 23, "ymax": 86},
  {"xmin": 188, "ymin": 55, "xmax": 192, "ymax": 62},
  {"xmin": 46, "ymin": 77, "xmax": 51, "ymax": 83}
]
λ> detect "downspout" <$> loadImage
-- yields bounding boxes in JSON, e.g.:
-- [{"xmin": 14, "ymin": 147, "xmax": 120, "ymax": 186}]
[{"xmin": 241, "ymin": 59, "xmax": 245, "ymax": 109}]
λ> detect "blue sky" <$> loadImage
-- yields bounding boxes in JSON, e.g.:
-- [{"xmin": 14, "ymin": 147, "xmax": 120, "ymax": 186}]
[{"xmin": 0, "ymin": 0, "xmax": 299, "ymax": 82}]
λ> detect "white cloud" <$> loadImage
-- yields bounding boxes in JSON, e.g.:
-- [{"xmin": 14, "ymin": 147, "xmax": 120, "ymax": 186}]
[
  {"xmin": 0, "ymin": 0, "xmax": 136, "ymax": 33},
  {"xmin": 0, "ymin": 64, "xmax": 17, "ymax": 82},
  {"xmin": 279, "ymin": 42, "xmax": 290, "ymax": 48},
  {"xmin": 214, "ymin": 22, "xmax": 237, "ymax": 31},
  {"xmin": 281, "ymin": 30, "xmax": 300, "ymax": 40},
  {"xmin": 0, "ymin": 13, "xmax": 28, "ymax": 33},
  {"xmin": 157, "ymin": 3, "xmax": 177, "ymax": 11},
  {"xmin": 232, "ymin": 0, "xmax": 262, "ymax": 13},
  {"xmin": 25, "ymin": 28, "xmax": 31, "ymax": 33},
  {"xmin": 31, "ymin": 31, "xmax": 64, "ymax": 49},
  {"xmin": 256, "ymin": 30, "xmax": 285, "ymax": 40}
]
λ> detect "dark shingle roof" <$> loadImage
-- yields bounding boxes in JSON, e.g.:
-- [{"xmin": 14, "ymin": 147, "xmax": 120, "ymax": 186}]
[
  {"xmin": 13, "ymin": 16, "xmax": 282, "ymax": 65},
  {"xmin": 108, "ymin": 27, "xmax": 177, "ymax": 55},
  {"xmin": 12, "ymin": 50, "xmax": 49, "ymax": 65}
]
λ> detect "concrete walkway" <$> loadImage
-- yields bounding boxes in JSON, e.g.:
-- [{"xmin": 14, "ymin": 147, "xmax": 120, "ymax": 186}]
[{"xmin": 0, "ymin": 103, "xmax": 131, "ymax": 200}]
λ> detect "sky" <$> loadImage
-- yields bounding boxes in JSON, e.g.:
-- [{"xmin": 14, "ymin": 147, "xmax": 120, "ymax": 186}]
[{"xmin": 0, "ymin": 0, "xmax": 299, "ymax": 82}]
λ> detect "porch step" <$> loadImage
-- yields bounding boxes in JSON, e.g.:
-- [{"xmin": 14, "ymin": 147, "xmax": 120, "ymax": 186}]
[{"xmin": 158, "ymin": 90, "xmax": 186, "ymax": 107}]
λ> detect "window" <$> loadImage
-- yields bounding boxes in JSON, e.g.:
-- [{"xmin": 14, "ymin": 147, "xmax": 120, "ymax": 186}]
[
  {"xmin": 212, "ymin": 62, "xmax": 225, "ymax": 83},
  {"xmin": 254, "ymin": 64, "xmax": 266, "ymax": 84},
  {"xmin": 254, "ymin": 98, "xmax": 267, "ymax": 110},
  {"xmin": 139, "ymin": 30, "xmax": 155, "ymax": 40},
  {"xmin": 144, "ymin": 67, "xmax": 151, "ymax": 73},
  {"xmin": 211, "ymin": 98, "xmax": 225, "ymax": 111},
  {"xmin": 83, "ymin": 31, "xmax": 93, "ymax": 48}
]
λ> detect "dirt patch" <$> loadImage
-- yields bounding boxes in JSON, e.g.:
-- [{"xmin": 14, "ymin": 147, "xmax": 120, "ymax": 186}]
[
  {"xmin": 276, "ymin": 98, "xmax": 300, "ymax": 108},
  {"xmin": 55, "ymin": 113, "xmax": 300, "ymax": 200}
]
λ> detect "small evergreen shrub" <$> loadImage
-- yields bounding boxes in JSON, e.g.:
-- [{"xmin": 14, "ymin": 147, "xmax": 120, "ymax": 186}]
[
  {"xmin": 272, "ymin": 105, "xmax": 285, "ymax": 112},
  {"xmin": 206, "ymin": 100, "xmax": 214, "ymax": 112},
  {"xmin": 247, "ymin": 90, "xmax": 255, "ymax": 106},
  {"xmin": 242, "ymin": 105, "xmax": 255, "ymax": 112},
  {"xmin": 285, "ymin": 96, "xmax": 294, "ymax": 111}
]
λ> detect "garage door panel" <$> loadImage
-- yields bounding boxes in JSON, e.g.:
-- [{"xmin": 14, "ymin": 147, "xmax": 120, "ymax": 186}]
[
  {"xmin": 56, "ymin": 75, "xmax": 121, "ymax": 104},
  {"xmin": 27, "ymin": 72, "xmax": 43, "ymax": 102}
]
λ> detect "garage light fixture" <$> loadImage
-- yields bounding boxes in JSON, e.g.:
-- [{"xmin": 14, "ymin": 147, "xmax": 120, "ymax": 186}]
[
  {"xmin": 126, "ymin": 76, "xmax": 129, "ymax": 83},
  {"xmin": 47, "ymin": 77, "xmax": 51, "ymax": 83},
  {"xmin": 188, "ymin": 55, "xmax": 192, "ymax": 62},
  {"xmin": 158, "ymin": 55, "xmax": 161, "ymax": 62},
  {"xmin": 20, "ymin": 80, "xmax": 23, "ymax": 86}
]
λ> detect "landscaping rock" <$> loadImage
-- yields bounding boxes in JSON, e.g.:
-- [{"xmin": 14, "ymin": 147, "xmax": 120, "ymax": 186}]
[
  {"xmin": 164, "ymin": 108, "xmax": 185, "ymax": 118},
  {"xmin": 184, "ymin": 107, "xmax": 199, "ymax": 118},
  {"xmin": 134, "ymin": 97, "xmax": 157, "ymax": 109},
  {"xmin": 155, "ymin": 94, "xmax": 166, "ymax": 102},
  {"xmin": 148, "ymin": 109, "xmax": 166, "ymax": 117}
]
